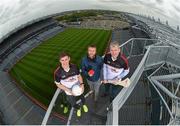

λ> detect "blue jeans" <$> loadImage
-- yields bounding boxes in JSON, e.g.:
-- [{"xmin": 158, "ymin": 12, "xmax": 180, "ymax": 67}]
[{"xmin": 87, "ymin": 79, "xmax": 101, "ymax": 101}]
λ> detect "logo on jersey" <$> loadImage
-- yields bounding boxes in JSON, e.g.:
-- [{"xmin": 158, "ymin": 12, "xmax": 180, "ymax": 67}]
[
  {"xmin": 108, "ymin": 65, "xmax": 119, "ymax": 73},
  {"xmin": 62, "ymin": 75, "xmax": 66, "ymax": 78},
  {"xmin": 111, "ymin": 68, "xmax": 119, "ymax": 73},
  {"xmin": 65, "ymin": 76, "xmax": 77, "ymax": 82}
]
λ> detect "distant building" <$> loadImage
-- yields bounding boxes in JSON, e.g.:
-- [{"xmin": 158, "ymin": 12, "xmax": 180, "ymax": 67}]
[
  {"xmin": 67, "ymin": 21, "xmax": 81, "ymax": 25},
  {"xmin": 166, "ymin": 20, "xmax": 169, "ymax": 25}
]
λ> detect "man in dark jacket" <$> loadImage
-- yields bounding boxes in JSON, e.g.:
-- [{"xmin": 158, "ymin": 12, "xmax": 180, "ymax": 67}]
[{"xmin": 81, "ymin": 45, "xmax": 103, "ymax": 104}]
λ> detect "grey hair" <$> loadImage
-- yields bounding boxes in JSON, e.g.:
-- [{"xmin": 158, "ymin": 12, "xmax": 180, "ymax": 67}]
[{"xmin": 110, "ymin": 41, "xmax": 120, "ymax": 48}]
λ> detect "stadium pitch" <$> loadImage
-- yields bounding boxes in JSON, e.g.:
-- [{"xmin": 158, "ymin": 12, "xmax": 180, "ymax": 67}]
[{"xmin": 9, "ymin": 28, "xmax": 111, "ymax": 107}]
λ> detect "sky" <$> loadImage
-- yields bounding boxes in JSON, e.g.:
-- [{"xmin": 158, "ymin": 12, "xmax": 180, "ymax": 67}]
[{"xmin": 0, "ymin": 0, "xmax": 180, "ymax": 40}]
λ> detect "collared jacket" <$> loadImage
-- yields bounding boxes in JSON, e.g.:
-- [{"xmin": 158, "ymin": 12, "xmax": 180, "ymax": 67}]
[{"xmin": 81, "ymin": 55, "xmax": 103, "ymax": 82}]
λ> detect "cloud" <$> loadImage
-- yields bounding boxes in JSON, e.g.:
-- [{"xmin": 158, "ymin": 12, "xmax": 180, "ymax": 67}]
[
  {"xmin": 96, "ymin": 0, "xmax": 180, "ymax": 26},
  {"xmin": 0, "ymin": 0, "xmax": 180, "ymax": 40}
]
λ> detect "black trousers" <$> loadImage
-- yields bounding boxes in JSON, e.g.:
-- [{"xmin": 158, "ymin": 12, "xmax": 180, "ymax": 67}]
[
  {"xmin": 104, "ymin": 83, "xmax": 123, "ymax": 102},
  {"xmin": 66, "ymin": 94, "xmax": 85, "ymax": 109},
  {"xmin": 59, "ymin": 91, "xmax": 69, "ymax": 107}
]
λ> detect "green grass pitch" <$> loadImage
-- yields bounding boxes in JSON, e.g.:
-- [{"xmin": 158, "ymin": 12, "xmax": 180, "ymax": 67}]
[{"xmin": 9, "ymin": 28, "xmax": 111, "ymax": 107}]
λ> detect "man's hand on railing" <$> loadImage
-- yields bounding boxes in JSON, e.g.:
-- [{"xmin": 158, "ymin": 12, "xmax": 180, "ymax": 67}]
[
  {"xmin": 101, "ymin": 78, "xmax": 130, "ymax": 87},
  {"xmin": 101, "ymin": 80, "xmax": 108, "ymax": 84}
]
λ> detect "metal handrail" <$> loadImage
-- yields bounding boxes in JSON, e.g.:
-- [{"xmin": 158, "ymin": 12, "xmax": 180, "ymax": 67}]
[
  {"xmin": 119, "ymin": 38, "xmax": 158, "ymax": 48},
  {"xmin": 42, "ymin": 88, "xmax": 62, "ymax": 125}
]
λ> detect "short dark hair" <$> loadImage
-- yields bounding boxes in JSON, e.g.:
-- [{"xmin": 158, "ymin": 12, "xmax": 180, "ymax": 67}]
[
  {"xmin": 88, "ymin": 44, "xmax": 96, "ymax": 48},
  {"xmin": 59, "ymin": 51, "xmax": 70, "ymax": 59}
]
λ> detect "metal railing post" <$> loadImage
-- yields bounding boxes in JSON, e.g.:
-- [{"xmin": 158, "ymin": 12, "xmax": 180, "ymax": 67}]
[
  {"xmin": 42, "ymin": 88, "xmax": 61, "ymax": 125},
  {"xmin": 130, "ymin": 39, "xmax": 134, "ymax": 57},
  {"xmin": 148, "ymin": 78, "xmax": 174, "ymax": 119},
  {"xmin": 143, "ymin": 39, "xmax": 147, "ymax": 54}
]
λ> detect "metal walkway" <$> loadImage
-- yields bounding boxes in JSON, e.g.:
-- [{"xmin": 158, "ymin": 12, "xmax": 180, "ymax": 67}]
[
  {"xmin": 68, "ymin": 86, "xmax": 109, "ymax": 125},
  {"xmin": 118, "ymin": 56, "xmax": 151, "ymax": 125}
]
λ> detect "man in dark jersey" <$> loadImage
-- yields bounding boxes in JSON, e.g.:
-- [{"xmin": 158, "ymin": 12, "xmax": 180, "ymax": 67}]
[
  {"xmin": 102, "ymin": 41, "xmax": 129, "ymax": 102},
  {"xmin": 54, "ymin": 52, "xmax": 88, "ymax": 117}
]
